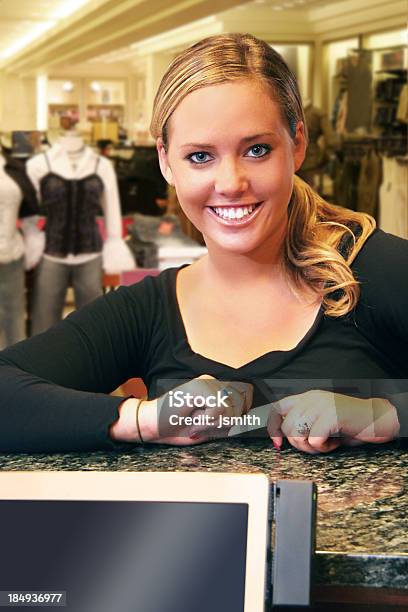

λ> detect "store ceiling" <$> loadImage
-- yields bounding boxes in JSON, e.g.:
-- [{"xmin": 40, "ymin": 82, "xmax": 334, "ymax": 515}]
[
  {"xmin": 0, "ymin": 0, "xmax": 405, "ymax": 73},
  {"xmin": 0, "ymin": 0, "xmax": 253, "ymax": 72},
  {"xmin": 0, "ymin": 0, "xmax": 106, "ymax": 62}
]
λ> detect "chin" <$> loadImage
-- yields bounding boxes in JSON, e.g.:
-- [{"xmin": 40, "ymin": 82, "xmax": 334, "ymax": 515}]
[{"xmin": 205, "ymin": 235, "xmax": 266, "ymax": 256}]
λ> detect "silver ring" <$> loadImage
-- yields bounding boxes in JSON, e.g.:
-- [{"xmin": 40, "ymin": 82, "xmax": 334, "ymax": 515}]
[{"xmin": 296, "ymin": 422, "xmax": 312, "ymax": 436}]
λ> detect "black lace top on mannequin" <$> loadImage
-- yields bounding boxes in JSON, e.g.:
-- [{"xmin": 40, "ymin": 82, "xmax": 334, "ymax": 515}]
[{"xmin": 40, "ymin": 153, "xmax": 103, "ymax": 257}]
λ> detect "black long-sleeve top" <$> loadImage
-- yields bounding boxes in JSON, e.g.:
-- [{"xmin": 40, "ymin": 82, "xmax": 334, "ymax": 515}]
[{"xmin": 0, "ymin": 228, "xmax": 407, "ymax": 452}]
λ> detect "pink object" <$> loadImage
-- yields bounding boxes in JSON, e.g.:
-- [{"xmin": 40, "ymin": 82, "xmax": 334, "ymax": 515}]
[
  {"xmin": 97, "ymin": 216, "xmax": 133, "ymax": 240},
  {"xmin": 120, "ymin": 269, "xmax": 160, "ymax": 286}
]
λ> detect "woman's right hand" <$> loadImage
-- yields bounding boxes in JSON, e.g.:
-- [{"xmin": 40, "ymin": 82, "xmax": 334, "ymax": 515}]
[{"xmin": 137, "ymin": 375, "xmax": 253, "ymax": 445}]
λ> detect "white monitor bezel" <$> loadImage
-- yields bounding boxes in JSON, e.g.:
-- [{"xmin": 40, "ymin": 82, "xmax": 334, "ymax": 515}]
[{"xmin": 0, "ymin": 471, "xmax": 270, "ymax": 611}]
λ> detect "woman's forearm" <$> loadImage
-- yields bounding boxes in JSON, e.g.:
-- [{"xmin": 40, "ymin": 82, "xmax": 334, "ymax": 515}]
[
  {"xmin": 0, "ymin": 363, "xmax": 126, "ymax": 452},
  {"xmin": 109, "ymin": 397, "xmax": 158, "ymax": 443}
]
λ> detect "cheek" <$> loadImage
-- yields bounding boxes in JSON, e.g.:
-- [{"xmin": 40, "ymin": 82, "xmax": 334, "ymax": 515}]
[
  {"xmin": 259, "ymin": 150, "xmax": 295, "ymax": 195},
  {"xmin": 174, "ymin": 169, "xmax": 211, "ymax": 205}
]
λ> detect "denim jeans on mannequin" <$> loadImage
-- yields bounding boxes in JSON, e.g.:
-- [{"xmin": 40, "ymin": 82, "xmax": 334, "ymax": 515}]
[
  {"xmin": 30, "ymin": 255, "xmax": 103, "ymax": 335},
  {"xmin": 0, "ymin": 256, "xmax": 26, "ymax": 349}
]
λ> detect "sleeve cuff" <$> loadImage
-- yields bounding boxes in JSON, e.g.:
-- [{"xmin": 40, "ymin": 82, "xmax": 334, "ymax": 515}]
[{"xmin": 102, "ymin": 238, "xmax": 136, "ymax": 274}]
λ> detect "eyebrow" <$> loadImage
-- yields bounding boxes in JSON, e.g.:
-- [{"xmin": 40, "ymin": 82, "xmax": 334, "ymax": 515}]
[{"xmin": 179, "ymin": 132, "xmax": 277, "ymax": 149}]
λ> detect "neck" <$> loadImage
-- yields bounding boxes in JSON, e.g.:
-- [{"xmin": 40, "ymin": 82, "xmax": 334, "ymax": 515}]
[{"xmin": 59, "ymin": 134, "xmax": 84, "ymax": 154}]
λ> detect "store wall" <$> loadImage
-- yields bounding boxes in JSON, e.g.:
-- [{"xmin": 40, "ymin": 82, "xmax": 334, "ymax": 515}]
[
  {"xmin": 1, "ymin": 0, "xmax": 405, "ymax": 139},
  {"xmin": 0, "ymin": 73, "xmax": 37, "ymax": 132}
]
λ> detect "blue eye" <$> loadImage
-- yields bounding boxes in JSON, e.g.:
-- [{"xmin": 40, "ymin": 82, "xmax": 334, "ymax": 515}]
[
  {"xmin": 246, "ymin": 144, "xmax": 271, "ymax": 158},
  {"xmin": 185, "ymin": 143, "xmax": 271, "ymax": 165},
  {"xmin": 187, "ymin": 152, "xmax": 212, "ymax": 164}
]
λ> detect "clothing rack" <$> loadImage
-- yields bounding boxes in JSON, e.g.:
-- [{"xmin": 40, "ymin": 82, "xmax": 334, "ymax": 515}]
[
  {"xmin": 339, "ymin": 137, "xmax": 379, "ymax": 161},
  {"xmin": 378, "ymin": 134, "xmax": 407, "ymax": 157},
  {"xmin": 340, "ymin": 134, "xmax": 407, "ymax": 158}
]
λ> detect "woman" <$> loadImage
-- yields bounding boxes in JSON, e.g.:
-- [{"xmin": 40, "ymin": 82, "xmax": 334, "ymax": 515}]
[{"xmin": 0, "ymin": 33, "xmax": 406, "ymax": 453}]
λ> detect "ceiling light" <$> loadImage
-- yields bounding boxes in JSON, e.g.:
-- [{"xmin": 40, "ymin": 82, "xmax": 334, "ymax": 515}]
[
  {"xmin": 0, "ymin": 0, "xmax": 93, "ymax": 62},
  {"xmin": 62, "ymin": 81, "xmax": 74, "ymax": 92},
  {"xmin": 52, "ymin": 0, "xmax": 92, "ymax": 19},
  {"xmin": 0, "ymin": 22, "xmax": 55, "ymax": 60},
  {"xmin": 90, "ymin": 81, "xmax": 101, "ymax": 92}
]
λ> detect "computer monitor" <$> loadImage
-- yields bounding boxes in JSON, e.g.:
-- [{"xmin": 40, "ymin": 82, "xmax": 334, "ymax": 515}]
[{"xmin": 0, "ymin": 471, "xmax": 270, "ymax": 612}]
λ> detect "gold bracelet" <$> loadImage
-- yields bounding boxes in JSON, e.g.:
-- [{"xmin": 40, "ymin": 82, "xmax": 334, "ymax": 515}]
[{"xmin": 135, "ymin": 398, "xmax": 144, "ymax": 443}]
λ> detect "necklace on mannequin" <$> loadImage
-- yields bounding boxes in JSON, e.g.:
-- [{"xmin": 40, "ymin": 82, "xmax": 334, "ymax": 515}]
[{"xmin": 58, "ymin": 131, "xmax": 86, "ymax": 171}]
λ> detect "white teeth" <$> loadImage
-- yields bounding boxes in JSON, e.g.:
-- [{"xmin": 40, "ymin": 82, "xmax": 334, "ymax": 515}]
[{"xmin": 213, "ymin": 205, "xmax": 257, "ymax": 220}]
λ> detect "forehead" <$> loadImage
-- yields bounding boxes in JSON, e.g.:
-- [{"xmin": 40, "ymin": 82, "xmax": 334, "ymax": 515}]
[{"xmin": 167, "ymin": 80, "xmax": 283, "ymax": 143}]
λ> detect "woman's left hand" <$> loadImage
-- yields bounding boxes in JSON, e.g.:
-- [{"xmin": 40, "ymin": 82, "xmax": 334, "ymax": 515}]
[{"xmin": 267, "ymin": 390, "xmax": 400, "ymax": 454}]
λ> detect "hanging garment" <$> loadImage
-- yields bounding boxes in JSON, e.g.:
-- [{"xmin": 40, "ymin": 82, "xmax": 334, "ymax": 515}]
[
  {"xmin": 331, "ymin": 155, "xmax": 346, "ymax": 207},
  {"xmin": 393, "ymin": 159, "xmax": 408, "ymax": 239},
  {"xmin": 342, "ymin": 158, "xmax": 361, "ymax": 211},
  {"xmin": 299, "ymin": 105, "xmax": 334, "ymax": 172},
  {"xmin": 345, "ymin": 52, "xmax": 372, "ymax": 132},
  {"xmin": 379, "ymin": 156, "xmax": 408, "ymax": 239},
  {"xmin": 0, "ymin": 156, "xmax": 41, "ymax": 348},
  {"xmin": 0, "ymin": 257, "xmax": 25, "ymax": 349},
  {"xmin": 397, "ymin": 84, "xmax": 408, "ymax": 124},
  {"xmin": 0, "ymin": 157, "xmax": 25, "ymax": 263},
  {"xmin": 335, "ymin": 91, "xmax": 348, "ymax": 135},
  {"xmin": 2, "ymin": 151, "xmax": 38, "ymax": 217},
  {"xmin": 356, "ymin": 149, "xmax": 382, "ymax": 218}
]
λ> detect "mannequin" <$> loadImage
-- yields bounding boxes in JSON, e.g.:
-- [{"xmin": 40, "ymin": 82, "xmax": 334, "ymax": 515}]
[
  {"xmin": 0, "ymin": 148, "xmax": 41, "ymax": 348},
  {"xmin": 297, "ymin": 99, "xmax": 338, "ymax": 188},
  {"xmin": 27, "ymin": 132, "xmax": 134, "ymax": 335}
]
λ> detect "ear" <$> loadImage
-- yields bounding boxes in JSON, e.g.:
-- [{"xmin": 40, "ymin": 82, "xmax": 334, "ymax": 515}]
[
  {"xmin": 156, "ymin": 137, "xmax": 174, "ymax": 185},
  {"xmin": 292, "ymin": 121, "xmax": 307, "ymax": 172}
]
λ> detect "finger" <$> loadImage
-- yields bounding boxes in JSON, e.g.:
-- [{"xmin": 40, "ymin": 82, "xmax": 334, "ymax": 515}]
[
  {"xmin": 340, "ymin": 436, "xmax": 365, "ymax": 447},
  {"xmin": 286, "ymin": 435, "xmax": 321, "ymax": 454},
  {"xmin": 267, "ymin": 410, "xmax": 283, "ymax": 448},
  {"xmin": 181, "ymin": 422, "xmax": 213, "ymax": 444},
  {"xmin": 162, "ymin": 377, "xmax": 219, "ymax": 419},
  {"xmin": 227, "ymin": 382, "xmax": 254, "ymax": 414},
  {"xmin": 243, "ymin": 382, "xmax": 254, "ymax": 413},
  {"xmin": 223, "ymin": 385, "xmax": 248, "ymax": 417},
  {"xmin": 274, "ymin": 393, "xmax": 306, "ymax": 417},
  {"xmin": 309, "ymin": 437, "xmax": 342, "ymax": 453},
  {"xmin": 280, "ymin": 405, "xmax": 310, "ymax": 438},
  {"xmin": 189, "ymin": 378, "xmax": 234, "ymax": 417},
  {"xmin": 159, "ymin": 433, "xmax": 210, "ymax": 446},
  {"xmin": 308, "ymin": 415, "xmax": 342, "ymax": 452}
]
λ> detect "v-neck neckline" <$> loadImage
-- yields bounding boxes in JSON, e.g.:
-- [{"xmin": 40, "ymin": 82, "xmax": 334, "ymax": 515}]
[{"xmin": 165, "ymin": 264, "xmax": 325, "ymax": 373}]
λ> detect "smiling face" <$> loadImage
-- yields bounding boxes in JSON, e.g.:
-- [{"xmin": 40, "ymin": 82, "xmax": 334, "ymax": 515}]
[{"xmin": 157, "ymin": 79, "xmax": 306, "ymax": 261}]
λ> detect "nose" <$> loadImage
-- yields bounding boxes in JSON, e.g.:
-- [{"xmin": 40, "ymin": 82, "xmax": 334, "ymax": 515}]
[{"xmin": 214, "ymin": 156, "xmax": 249, "ymax": 198}]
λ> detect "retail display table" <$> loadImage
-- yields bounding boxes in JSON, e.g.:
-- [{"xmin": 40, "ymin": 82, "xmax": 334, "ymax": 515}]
[{"xmin": 1, "ymin": 440, "xmax": 407, "ymax": 608}]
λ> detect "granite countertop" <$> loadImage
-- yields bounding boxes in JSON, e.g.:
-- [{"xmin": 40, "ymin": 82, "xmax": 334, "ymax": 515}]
[{"xmin": 1, "ymin": 439, "xmax": 407, "ymax": 589}]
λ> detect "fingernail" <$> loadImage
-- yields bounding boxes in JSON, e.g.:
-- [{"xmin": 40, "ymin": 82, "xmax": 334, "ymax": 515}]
[
  {"xmin": 190, "ymin": 432, "xmax": 201, "ymax": 440},
  {"xmin": 273, "ymin": 440, "xmax": 281, "ymax": 451}
]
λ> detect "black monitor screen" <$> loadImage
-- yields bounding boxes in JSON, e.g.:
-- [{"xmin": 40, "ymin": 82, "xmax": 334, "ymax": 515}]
[{"xmin": 0, "ymin": 500, "xmax": 248, "ymax": 612}]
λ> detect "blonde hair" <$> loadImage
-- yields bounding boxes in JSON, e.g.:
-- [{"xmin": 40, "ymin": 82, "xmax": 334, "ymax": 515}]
[{"xmin": 150, "ymin": 33, "xmax": 376, "ymax": 317}]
